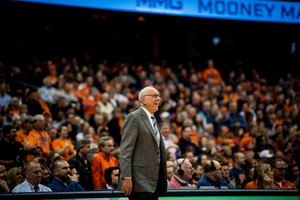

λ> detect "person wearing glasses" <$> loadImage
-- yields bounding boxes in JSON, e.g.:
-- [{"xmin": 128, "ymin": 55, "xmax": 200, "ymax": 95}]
[
  {"xmin": 196, "ymin": 159, "xmax": 231, "ymax": 189},
  {"xmin": 270, "ymin": 157, "xmax": 296, "ymax": 189},
  {"xmin": 118, "ymin": 86, "xmax": 167, "ymax": 200}
]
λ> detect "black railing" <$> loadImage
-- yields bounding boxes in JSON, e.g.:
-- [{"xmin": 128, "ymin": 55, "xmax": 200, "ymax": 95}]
[{"xmin": 0, "ymin": 189, "xmax": 299, "ymax": 200}]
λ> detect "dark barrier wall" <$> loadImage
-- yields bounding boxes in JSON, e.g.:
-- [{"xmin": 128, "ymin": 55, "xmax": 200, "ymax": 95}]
[{"xmin": 0, "ymin": 189, "xmax": 299, "ymax": 200}]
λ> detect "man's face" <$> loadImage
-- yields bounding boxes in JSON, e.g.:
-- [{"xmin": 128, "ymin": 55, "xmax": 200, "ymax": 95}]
[
  {"xmin": 212, "ymin": 162, "xmax": 222, "ymax": 181},
  {"xmin": 55, "ymin": 161, "xmax": 71, "ymax": 181},
  {"xmin": 167, "ymin": 167, "xmax": 174, "ymax": 181},
  {"xmin": 272, "ymin": 161, "xmax": 286, "ymax": 181},
  {"xmin": 25, "ymin": 163, "xmax": 42, "ymax": 186},
  {"xmin": 160, "ymin": 125, "xmax": 170, "ymax": 137},
  {"xmin": 101, "ymin": 140, "xmax": 114, "ymax": 156},
  {"xmin": 237, "ymin": 153, "xmax": 246, "ymax": 165},
  {"xmin": 182, "ymin": 127, "xmax": 192, "ymax": 141},
  {"xmin": 186, "ymin": 152, "xmax": 194, "ymax": 163},
  {"xmin": 182, "ymin": 160, "xmax": 194, "ymax": 181},
  {"xmin": 0, "ymin": 165, "xmax": 7, "ymax": 180},
  {"xmin": 80, "ymin": 144, "xmax": 91, "ymax": 156},
  {"xmin": 142, "ymin": 87, "xmax": 161, "ymax": 114},
  {"xmin": 111, "ymin": 169, "xmax": 119, "ymax": 187},
  {"xmin": 221, "ymin": 165, "xmax": 229, "ymax": 179},
  {"xmin": 35, "ymin": 116, "xmax": 45, "ymax": 130},
  {"xmin": 41, "ymin": 169, "xmax": 51, "ymax": 184},
  {"xmin": 6, "ymin": 128, "xmax": 17, "ymax": 141},
  {"xmin": 195, "ymin": 165, "xmax": 203, "ymax": 179},
  {"xmin": 24, "ymin": 122, "xmax": 34, "ymax": 131}
]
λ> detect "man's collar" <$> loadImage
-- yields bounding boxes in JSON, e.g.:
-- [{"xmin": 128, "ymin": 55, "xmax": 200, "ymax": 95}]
[
  {"xmin": 106, "ymin": 183, "xmax": 113, "ymax": 189},
  {"xmin": 174, "ymin": 174, "xmax": 187, "ymax": 184}
]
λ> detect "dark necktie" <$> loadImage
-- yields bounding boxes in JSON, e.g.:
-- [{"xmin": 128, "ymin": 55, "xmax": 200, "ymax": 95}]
[{"xmin": 34, "ymin": 185, "xmax": 39, "ymax": 192}]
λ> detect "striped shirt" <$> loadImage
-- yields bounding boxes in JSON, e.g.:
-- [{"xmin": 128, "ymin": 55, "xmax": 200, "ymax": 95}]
[{"xmin": 12, "ymin": 179, "xmax": 52, "ymax": 193}]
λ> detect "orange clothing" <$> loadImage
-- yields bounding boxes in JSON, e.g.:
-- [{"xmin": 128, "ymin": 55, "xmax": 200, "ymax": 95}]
[
  {"xmin": 70, "ymin": 87, "xmax": 85, "ymax": 100},
  {"xmin": 202, "ymin": 68, "xmax": 222, "ymax": 84},
  {"xmin": 273, "ymin": 179, "xmax": 297, "ymax": 189},
  {"xmin": 222, "ymin": 157, "xmax": 234, "ymax": 166},
  {"xmin": 11, "ymin": 107, "xmax": 20, "ymax": 115},
  {"xmin": 274, "ymin": 141, "xmax": 284, "ymax": 152},
  {"xmin": 239, "ymin": 136, "xmax": 254, "ymax": 150},
  {"xmin": 275, "ymin": 118, "xmax": 284, "ymax": 126},
  {"xmin": 90, "ymin": 152, "xmax": 118, "ymax": 189},
  {"xmin": 37, "ymin": 99, "xmax": 52, "ymax": 118},
  {"xmin": 118, "ymin": 117, "xmax": 124, "ymax": 135},
  {"xmin": 80, "ymin": 86, "xmax": 101, "ymax": 100},
  {"xmin": 244, "ymin": 181, "xmax": 261, "ymax": 189},
  {"xmin": 82, "ymin": 96, "xmax": 99, "ymax": 119},
  {"xmin": 52, "ymin": 138, "xmax": 75, "ymax": 161},
  {"xmin": 30, "ymin": 129, "xmax": 52, "ymax": 162},
  {"xmin": 16, "ymin": 130, "xmax": 41, "ymax": 161}
]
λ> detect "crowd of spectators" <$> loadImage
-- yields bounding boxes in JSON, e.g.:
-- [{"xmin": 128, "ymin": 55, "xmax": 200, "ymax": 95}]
[{"xmin": 0, "ymin": 53, "xmax": 300, "ymax": 193}]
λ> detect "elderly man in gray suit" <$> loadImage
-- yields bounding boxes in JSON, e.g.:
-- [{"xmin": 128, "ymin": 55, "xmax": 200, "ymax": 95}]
[{"xmin": 118, "ymin": 86, "xmax": 167, "ymax": 200}]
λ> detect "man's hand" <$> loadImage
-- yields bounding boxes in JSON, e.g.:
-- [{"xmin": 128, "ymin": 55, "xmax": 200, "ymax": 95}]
[
  {"xmin": 67, "ymin": 174, "xmax": 79, "ymax": 183},
  {"xmin": 122, "ymin": 178, "xmax": 132, "ymax": 196},
  {"xmin": 0, "ymin": 179, "xmax": 10, "ymax": 193}
]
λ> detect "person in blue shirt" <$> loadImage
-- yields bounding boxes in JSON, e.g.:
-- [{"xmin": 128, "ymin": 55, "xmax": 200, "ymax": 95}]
[
  {"xmin": 196, "ymin": 159, "xmax": 232, "ymax": 189},
  {"xmin": 47, "ymin": 158, "xmax": 84, "ymax": 191}
]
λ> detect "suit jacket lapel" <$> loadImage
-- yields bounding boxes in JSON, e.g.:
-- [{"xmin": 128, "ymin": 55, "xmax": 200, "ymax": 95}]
[{"xmin": 139, "ymin": 107, "xmax": 159, "ymax": 146}]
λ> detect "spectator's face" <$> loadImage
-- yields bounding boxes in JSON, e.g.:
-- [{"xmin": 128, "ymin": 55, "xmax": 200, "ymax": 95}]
[
  {"xmin": 293, "ymin": 166, "xmax": 299, "ymax": 177},
  {"xmin": 186, "ymin": 152, "xmax": 194, "ymax": 163},
  {"xmin": 167, "ymin": 167, "xmax": 174, "ymax": 181},
  {"xmin": 25, "ymin": 122, "xmax": 34, "ymax": 131},
  {"xmin": 101, "ymin": 140, "xmax": 114, "ymax": 156},
  {"xmin": 41, "ymin": 169, "xmax": 51, "ymax": 184},
  {"xmin": 55, "ymin": 161, "xmax": 70, "ymax": 181},
  {"xmin": 221, "ymin": 165, "xmax": 229, "ymax": 179},
  {"xmin": 80, "ymin": 144, "xmax": 92, "ymax": 156},
  {"xmin": 59, "ymin": 126, "xmax": 68, "ymax": 138},
  {"xmin": 6, "ymin": 128, "xmax": 17, "ymax": 141},
  {"xmin": 200, "ymin": 155, "xmax": 208, "ymax": 167},
  {"xmin": 70, "ymin": 168, "xmax": 79, "ymax": 177},
  {"xmin": 35, "ymin": 116, "xmax": 45, "ymax": 130},
  {"xmin": 0, "ymin": 165, "xmax": 7, "ymax": 180},
  {"xmin": 182, "ymin": 127, "xmax": 192, "ymax": 141},
  {"xmin": 26, "ymin": 163, "xmax": 42, "ymax": 186},
  {"xmin": 195, "ymin": 165, "xmax": 203, "ymax": 179},
  {"xmin": 272, "ymin": 161, "xmax": 286, "ymax": 181},
  {"xmin": 237, "ymin": 153, "xmax": 246, "ymax": 165},
  {"xmin": 160, "ymin": 125, "xmax": 170, "ymax": 137},
  {"xmin": 111, "ymin": 169, "xmax": 119, "ymax": 187}
]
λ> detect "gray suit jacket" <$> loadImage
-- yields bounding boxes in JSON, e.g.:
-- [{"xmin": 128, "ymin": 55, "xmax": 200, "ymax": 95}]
[{"xmin": 118, "ymin": 107, "xmax": 167, "ymax": 194}]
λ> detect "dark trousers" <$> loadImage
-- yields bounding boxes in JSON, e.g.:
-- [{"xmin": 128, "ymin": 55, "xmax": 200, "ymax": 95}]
[{"xmin": 128, "ymin": 189, "xmax": 158, "ymax": 200}]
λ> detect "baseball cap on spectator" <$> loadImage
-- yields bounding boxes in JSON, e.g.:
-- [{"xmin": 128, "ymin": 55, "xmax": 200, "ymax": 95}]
[
  {"xmin": 259, "ymin": 149, "xmax": 273, "ymax": 158},
  {"xmin": 160, "ymin": 111, "xmax": 170, "ymax": 119},
  {"xmin": 22, "ymin": 116, "xmax": 37, "ymax": 124},
  {"xmin": 211, "ymin": 145, "xmax": 223, "ymax": 155}
]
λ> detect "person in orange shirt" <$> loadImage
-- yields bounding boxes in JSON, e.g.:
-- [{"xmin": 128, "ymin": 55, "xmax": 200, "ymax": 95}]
[
  {"xmin": 90, "ymin": 136, "xmax": 118, "ymax": 190},
  {"xmin": 52, "ymin": 125, "xmax": 75, "ymax": 161},
  {"xmin": 80, "ymin": 76, "xmax": 101, "ymax": 101},
  {"xmin": 244, "ymin": 163, "xmax": 275, "ymax": 189},
  {"xmin": 36, "ymin": 90, "xmax": 52, "ymax": 118},
  {"xmin": 83, "ymin": 88, "xmax": 101, "ymax": 120},
  {"xmin": 30, "ymin": 114, "xmax": 52, "ymax": 162},
  {"xmin": 270, "ymin": 157, "xmax": 297, "ymax": 189},
  {"xmin": 202, "ymin": 59, "xmax": 222, "ymax": 85},
  {"xmin": 70, "ymin": 80, "xmax": 85, "ymax": 101},
  {"xmin": 16, "ymin": 116, "xmax": 42, "ymax": 162}
]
